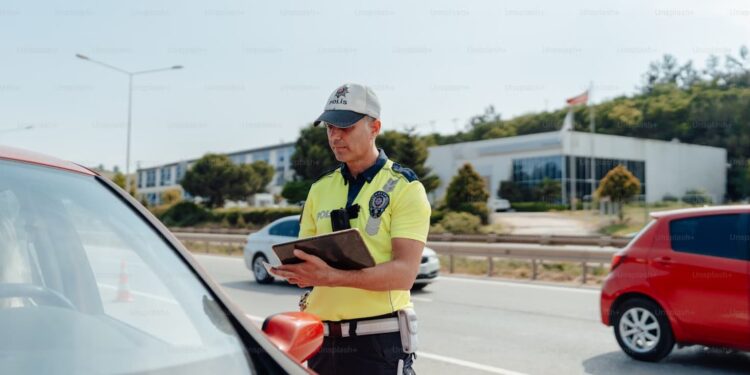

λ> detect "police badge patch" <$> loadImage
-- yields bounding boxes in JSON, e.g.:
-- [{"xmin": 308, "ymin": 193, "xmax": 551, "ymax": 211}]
[{"xmin": 366, "ymin": 191, "xmax": 390, "ymax": 235}]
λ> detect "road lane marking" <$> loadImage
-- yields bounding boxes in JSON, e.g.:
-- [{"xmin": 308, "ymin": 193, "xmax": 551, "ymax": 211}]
[
  {"xmin": 246, "ymin": 314, "xmax": 528, "ymax": 375},
  {"xmin": 194, "ymin": 253, "xmax": 245, "ymax": 261},
  {"xmin": 440, "ymin": 276, "xmax": 599, "ymax": 294},
  {"xmin": 411, "ymin": 296, "xmax": 433, "ymax": 302},
  {"xmin": 417, "ymin": 352, "xmax": 528, "ymax": 375}
]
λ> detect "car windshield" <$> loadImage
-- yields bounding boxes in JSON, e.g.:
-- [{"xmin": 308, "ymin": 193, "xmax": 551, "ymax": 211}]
[{"xmin": 0, "ymin": 160, "xmax": 254, "ymax": 375}]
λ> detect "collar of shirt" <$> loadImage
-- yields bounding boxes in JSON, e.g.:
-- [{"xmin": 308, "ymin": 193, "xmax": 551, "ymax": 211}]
[{"xmin": 340, "ymin": 148, "xmax": 388, "ymax": 185}]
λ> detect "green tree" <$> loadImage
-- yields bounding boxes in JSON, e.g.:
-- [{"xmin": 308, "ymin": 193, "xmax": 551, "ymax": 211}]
[
  {"xmin": 111, "ymin": 172, "xmax": 126, "ymax": 189},
  {"xmin": 181, "ymin": 154, "xmax": 273, "ymax": 208},
  {"xmin": 284, "ymin": 124, "xmax": 338, "ymax": 205},
  {"xmin": 244, "ymin": 161, "xmax": 275, "ymax": 194},
  {"xmin": 445, "ymin": 163, "xmax": 489, "ymax": 212},
  {"xmin": 290, "ymin": 125, "xmax": 338, "ymax": 180},
  {"xmin": 533, "ymin": 178, "xmax": 562, "ymax": 203},
  {"xmin": 595, "ymin": 165, "xmax": 641, "ymax": 222},
  {"xmin": 160, "ymin": 188, "xmax": 182, "ymax": 205},
  {"xmin": 281, "ymin": 180, "xmax": 313, "ymax": 205},
  {"xmin": 378, "ymin": 128, "xmax": 440, "ymax": 193},
  {"xmin": 498, "ymin": 180, "xmax": 522, "ymax": 201}
]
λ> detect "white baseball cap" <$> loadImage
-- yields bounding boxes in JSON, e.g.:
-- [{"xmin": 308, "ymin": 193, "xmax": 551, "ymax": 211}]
[{"xmin": 314, "ymin": 83, "xmax": 380, "ymax": 128}]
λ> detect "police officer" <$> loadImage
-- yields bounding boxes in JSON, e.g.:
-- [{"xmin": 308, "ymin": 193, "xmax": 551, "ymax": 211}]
[{"xmin": 272, "ymin": 83, "xmax": 430, "ymax": 375}]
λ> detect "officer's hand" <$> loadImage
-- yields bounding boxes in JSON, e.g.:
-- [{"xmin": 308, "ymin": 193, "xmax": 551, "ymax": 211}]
[{"xmin": 272, "ymin": 249, "xmax": 338, "ymax": 288}]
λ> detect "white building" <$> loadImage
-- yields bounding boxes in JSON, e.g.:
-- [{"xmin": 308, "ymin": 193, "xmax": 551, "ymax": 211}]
[
  {"xmin": 426, "ymin": 131, "xmax": 727, "ymax": 204},
  {"xmin": 137, "ymin": 142, "xmax": 295, "ymax": 206}
]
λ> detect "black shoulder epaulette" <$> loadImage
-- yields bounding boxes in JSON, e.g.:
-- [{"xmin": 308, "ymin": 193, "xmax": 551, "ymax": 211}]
[
  {"xmin": 312, "ymin": 165, "xmax": 341, "ymax": 183},
  {"xmin": 390, "ymin": 162, "xmax": 419, "ymax": 182}
]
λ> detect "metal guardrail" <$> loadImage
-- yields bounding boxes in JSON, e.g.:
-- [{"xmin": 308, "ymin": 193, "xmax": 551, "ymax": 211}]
[
  {"xmin": 425, "ymin": 241, "xmax": 617, "ymax": 283},
  {"xmin": 173, "ymin": 232, "xmax": 248, "ymax": 243},
  {"xmin": 427, "ymin": 233, "xmax": 630, "ymax": 247},
  {"xmin": 172, "ymin": 231, "xmax": 620, "ymax": 284},
  {"xmin": 171, "ymin": 227, "xmax": 630, "ymax": 248}
]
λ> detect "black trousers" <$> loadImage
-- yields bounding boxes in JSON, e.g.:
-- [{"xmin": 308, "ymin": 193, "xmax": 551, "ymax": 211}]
[{"xmin": 308, "ymin": 331, "xmax": 415, "ymax": 375}]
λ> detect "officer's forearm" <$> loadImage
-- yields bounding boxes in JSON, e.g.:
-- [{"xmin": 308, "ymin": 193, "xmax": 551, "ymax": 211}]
[
  {"xmin": 331, "ymin": 260, "xmax": 417, "ymax": 291},
  {"xmin": 330, "ymin": 238, "xmax": 423, "ymax": 291}
]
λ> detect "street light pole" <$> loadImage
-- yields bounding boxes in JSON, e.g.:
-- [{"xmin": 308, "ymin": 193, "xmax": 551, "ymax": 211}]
[
  {"xmin": 75, "ymin": 54, "xmax": 183, "ymax": 193},
  {"xmin": 127, "ymin": 74, "xmax": 133, "ymax": 192}
]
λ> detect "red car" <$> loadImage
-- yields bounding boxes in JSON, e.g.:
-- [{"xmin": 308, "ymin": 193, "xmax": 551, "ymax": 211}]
[
  {"xmin": 601, "ymin": 206, "xmax": 750, "ymax": 362},
  {"xmin": 0, "ymin": 146, "xmax": 323, "ymax": 374}
]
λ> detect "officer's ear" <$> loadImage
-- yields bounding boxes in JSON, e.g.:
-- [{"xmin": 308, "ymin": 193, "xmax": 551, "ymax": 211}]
[{"xmin": 369, "ymin": 118, "xmax": 381, "ymax": 139}]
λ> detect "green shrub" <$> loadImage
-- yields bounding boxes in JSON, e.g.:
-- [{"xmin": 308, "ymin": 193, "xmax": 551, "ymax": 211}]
[
  {"xmin": 511, "ymin": 201, "xmax": 570, "ymax": 212},
  {"xmin": 457, "ymin": 202, "xmax": 489, "ymax": 224},
  {"xmin": 439, "ymin": 211, "xmax": 481, "ymax": 234},
  {"xmin": 662, "ymin": 193, "xmax": 679, "ymax": 202},
  {"xmin": 236, "ymin": 214, "xmax": 247, "ymax": 228},
  {"xmin": 161, "ymin": 203, "xmax": 303, "ymax": 228},
  {"xmin": 429, "ymin": 223, "xmax": 446, "ymax": 234},
  {"xmin": 281, "ymin": 180, "xmax": 313, "ymax": 205},
  {"xmin": 220, "ymin": 216, "xmax": 231, "ymax": 228},
  {"xmin": 160, "ymin": 201, "xmax": 213, "ymax": 227},
  {"xmin": 238, "ymin": 207, "xmax": 302, "ymax": 226},
  {"xmin": 430, "ymin": 209, "xmax": 445, "ymax": 225},
  {"xmin": 148, "ymin": 204, "xmax": 172, "ymax": 219},
  {"xmin": 682, "ymin": 189, "xmax": 712, "ymax": 205},
  {"xmin": 224, "ymin": 210, "xmax": 241, "ymax": 225}
]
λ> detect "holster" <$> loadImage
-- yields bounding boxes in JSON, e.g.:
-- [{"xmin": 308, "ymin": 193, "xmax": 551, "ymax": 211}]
[{"xmin": 397, "ymin": 308, "xmax": 418, "ymax": 353}]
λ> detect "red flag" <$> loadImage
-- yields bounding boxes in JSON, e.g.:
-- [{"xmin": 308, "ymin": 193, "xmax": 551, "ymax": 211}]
[{"xmin": 566, "ymin": 90, "xmax": 589, "ymax": 106}]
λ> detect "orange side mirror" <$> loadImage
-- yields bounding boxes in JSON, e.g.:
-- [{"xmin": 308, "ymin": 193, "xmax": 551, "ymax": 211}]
[{"xmin": 262, "ymin": 312, "xmax": 324, "ymax": 363}]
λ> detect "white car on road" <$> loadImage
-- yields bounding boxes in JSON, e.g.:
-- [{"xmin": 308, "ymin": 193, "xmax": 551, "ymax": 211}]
[
  {"xmin": 244, "ymin": 215, "xmax": 440, "ymax": 290},
  {"xmin": 488, "ymin": 197, "xmax": 511, "ymax": 212}
]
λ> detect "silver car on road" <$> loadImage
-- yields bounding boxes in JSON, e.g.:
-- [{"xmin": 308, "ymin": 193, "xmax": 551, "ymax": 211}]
[{"xmin": 243, "ymin": 215, "xmax": 440, "ymax": 290}]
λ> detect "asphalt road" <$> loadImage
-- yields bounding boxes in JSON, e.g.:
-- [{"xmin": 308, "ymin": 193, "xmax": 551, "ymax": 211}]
[{"xmin": 193, "ymin": 254, "xmax": 750, "ymax": 375}]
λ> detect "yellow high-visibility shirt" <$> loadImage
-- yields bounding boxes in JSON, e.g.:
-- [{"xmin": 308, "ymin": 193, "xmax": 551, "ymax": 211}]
[{"xmin": 299, "ymin": 150, "xmax": 431, "ymax": 321}]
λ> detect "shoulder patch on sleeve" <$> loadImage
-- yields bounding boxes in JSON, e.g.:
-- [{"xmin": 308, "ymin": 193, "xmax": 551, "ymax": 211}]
[{"xmin": 391, "ymin": 162, "xmax": 419, "ymax": 182}]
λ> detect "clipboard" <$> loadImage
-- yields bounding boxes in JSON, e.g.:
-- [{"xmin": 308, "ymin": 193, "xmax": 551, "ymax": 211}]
[{"xmin": 271, "ymin": 228, "xmax": 376, "ymax": 270}]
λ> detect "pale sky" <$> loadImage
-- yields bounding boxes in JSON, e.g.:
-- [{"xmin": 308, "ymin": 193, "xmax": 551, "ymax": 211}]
[{"xmin": 1, "ymin": 0, "xmax": 748, "ymax": 171}]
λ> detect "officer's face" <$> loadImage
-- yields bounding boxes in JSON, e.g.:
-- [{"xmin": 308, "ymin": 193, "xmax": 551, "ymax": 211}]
[{"xmin": 326, "ymin": 117, "xmax": 380, "ymax": 163}]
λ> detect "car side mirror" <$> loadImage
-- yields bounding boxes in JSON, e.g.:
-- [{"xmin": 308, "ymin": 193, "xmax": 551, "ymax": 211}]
[{"xmin": 262, "ymin": 312, "xmax": 324, "ymax": 363}]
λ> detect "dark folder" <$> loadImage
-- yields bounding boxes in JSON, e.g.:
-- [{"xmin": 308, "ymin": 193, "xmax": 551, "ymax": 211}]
[{"xmin": 271, "ymin": 228, "xmax": 376, "ymax": 270}]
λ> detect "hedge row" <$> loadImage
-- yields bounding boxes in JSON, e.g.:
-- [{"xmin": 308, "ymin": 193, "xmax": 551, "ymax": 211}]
[
  {"xmin": 159, "ymin": 201, "xmax": 301, "ymax": 227},
  {"xmin": 510, "ymin": 201, "xmax": 574, "ymax": 212}
]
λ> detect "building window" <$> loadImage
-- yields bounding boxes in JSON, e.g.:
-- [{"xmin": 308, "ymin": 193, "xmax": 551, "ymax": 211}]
[
  {"xmin": 512, "ymin": 155, "xmax": 563, "ymax": 184},
  {"xmin": 146, "ymin": 170, "xmax": 156, "ymax": 188},
  {"xmin": 160, "ymin": 167, "xmax": 172, "ymax": 186},
  {"xmin": 175, "ymin": 164, "xmax": 184, "ymax": 183},
  {"xmin": 562, "ymin": 156, "xmax": 646, "ymax": 199},
  {"xmin": 511, "ymin": 155, "xmax": 564, "ymax": 202},
  {"xmin": 274, "ymin": 166, "xmax": 286, "ymax": 185},
  {"xmin": 254, "ymin": 150, "xmax": 270, "ymax": 164}
]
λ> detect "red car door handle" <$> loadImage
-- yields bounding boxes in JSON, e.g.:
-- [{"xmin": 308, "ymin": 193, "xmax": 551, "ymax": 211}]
[{"xmin": 654, "ymin": 256, "xmax": 673, "ymax": 265}]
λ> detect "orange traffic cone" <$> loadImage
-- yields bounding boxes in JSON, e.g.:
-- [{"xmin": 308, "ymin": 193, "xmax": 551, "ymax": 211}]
[{"xmin": 114, "ymin": 259, "xmax": 134, "ymax": 302}]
